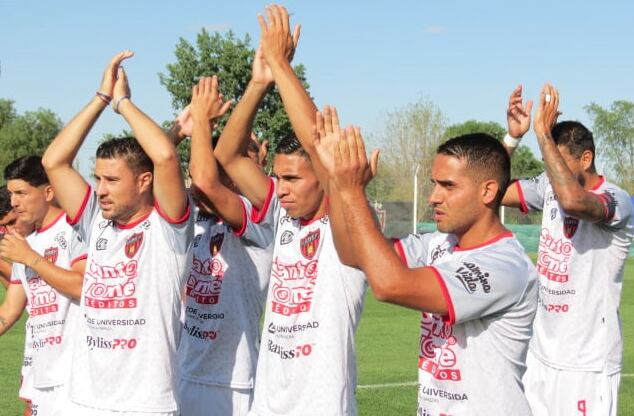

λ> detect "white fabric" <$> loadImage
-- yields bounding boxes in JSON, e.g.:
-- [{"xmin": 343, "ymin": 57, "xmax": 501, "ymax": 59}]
[
  {"xmin": 178, "ymin": 201, "xmax": 273, "ymax": 388},
  {"xmin": 517, "ymin": 174, "xmax": 634, "ymax": 372},
  {"xmin": 395, "ymin": 231, "xmax": 537, "ymax": 415},
  {"xmin": 18, "ymin": 315, "xmax": 34, "ymax": 402},
  {"xmin": 64, "ymin": 401, "xmax": 177, "ymax": 416},
  {"xmin": 67, "ymin": 189, "xmax": 194, "ymax": 413},
  {"xmin": 523, "ymin": 350, "xmax": 619, "ymax": 416},
  {"xmin": 249, "ymin": 178, "xmax": 367, "ymax": 416},
  {"xmin": 12, "ymin": 212, "xmax": 84, "ymax": 389},
  {"xmin": 178, "ymin": 378, "xmax": 253, "ymax": 416},
  {"xmin": 30, "ymin": 383, "xmax": 67, "ymax": 416}
]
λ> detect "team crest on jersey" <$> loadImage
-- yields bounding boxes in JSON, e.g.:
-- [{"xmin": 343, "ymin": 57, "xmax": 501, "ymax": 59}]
[
  {"xmin": 43, "ymin": 247, "xmax": 58, "ymax": 264},
  {"xmin": 300, "ymin": 229, "xmax": 320, "ymax": 259},
  {"xmin": 124, "ymin": 232, "xmax": 144, "ymax": 258},
  {"xmin": 563, "ymin": 217, "xmax": 579, "ymax": 238},
  {"xmin": 209, "ymin": 232, "xmax": 224, "ymax": 257}
]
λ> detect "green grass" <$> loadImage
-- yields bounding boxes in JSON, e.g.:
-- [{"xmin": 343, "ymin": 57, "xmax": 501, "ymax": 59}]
[{"xmin": 0, "ymin": 258, "xmax": 632, "ymax": 415}]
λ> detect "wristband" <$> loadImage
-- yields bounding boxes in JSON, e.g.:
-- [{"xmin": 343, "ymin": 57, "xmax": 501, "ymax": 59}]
[
  {"xmin": 113, "ymin": 96, "xmax": 131, "ymax": 114},
  {"xmin": 503, "ymin": 133, "xmax": 521, "ymax": 148},
  {"xmin": 96, "ymin": 91, "xmax": 112, "ymax": 105}
]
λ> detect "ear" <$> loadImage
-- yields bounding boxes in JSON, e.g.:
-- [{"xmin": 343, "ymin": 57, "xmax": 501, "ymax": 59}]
[
  {"xmin": 137, "ymin": 171, "xmax": 153, "ymax": 194},
  {"xmin": 580, "ymin": 149, "xmax": 594, "ymax": 171},
  {"xmin": 481, "ymin": 179, "xmax": 500, "ymax": 206},
  {"xmin": 43, "ymin": 184, "xmax": 55, "ymax": 203}
]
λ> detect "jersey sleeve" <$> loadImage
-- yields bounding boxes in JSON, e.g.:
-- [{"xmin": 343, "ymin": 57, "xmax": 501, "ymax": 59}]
[
  {"xmin": 66, "ymin": 187, "xmax": 100, "ymax": 242},
  {"xmin": 236, "ymin": 177, "xmax": 280, "ymax": 248},
  {"xmin": 10, "ymin": 263, "xmax": 26, "ymax": 286},
  {"xmin": 155, "ymin": 198, "xmax": 195, "ymax": 255},
  {"xmin": 595, "ymin": 185, "xmax": 634, "ymax": 231},
  {"xmin": 429, "ymin": 247, "xmax": 530, "ymax": 325},
  {"xmin": 392, "ymin": 233, "xmax": 434, "ymax": 267},
  {"xmin": 516, "ymin": 172, "xmax": 549, "ymax": 213},
  {"xmin": 69, "ymin": 228, "xmax": 88, "ymax": 265}
]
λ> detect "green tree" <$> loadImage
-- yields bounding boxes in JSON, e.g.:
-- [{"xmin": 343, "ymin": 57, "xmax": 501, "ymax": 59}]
[
  {"xmin": 444, "ymin": 119, "xmax": 543, "ymax": 179},
  {"xmin": 586, "ymin": 101, "xmax": 634, "ymax": 194},
  {"xmin": 0, "ymin": 103, "xmax": 63, "ymax": 182},
  {"xmin": 159, "ymin": 29, "xmax": 309, "ymax": 170}
]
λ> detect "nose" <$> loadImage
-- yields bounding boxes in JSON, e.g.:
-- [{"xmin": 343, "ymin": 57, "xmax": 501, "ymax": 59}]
[
  {"xmin": 95, "ymin": 179, "xmax": 107, "ymax": 196},
  {"xmin": 277, "ymin": 180, "xmax": 290, "ymax": 199},
  {"xmin": 428, "ymin": 184, "xmax": 441, "ymax": 205},
  {"xmin": 10, "ymin": 194, "xmax": 19, "ymax": 208}
]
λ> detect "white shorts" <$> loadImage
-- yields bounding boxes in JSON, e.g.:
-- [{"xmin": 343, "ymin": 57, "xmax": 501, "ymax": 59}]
[
  {"xmin": 523, "ymin": 350, "xmax": 620, "ymax": 416},
  {"xmin": 30, "ymin": 383, "xmax": 67, "ymax": 416},
  {"xmin": 179, "ymin": 378, "xmax": 253, "ymax": 416},
  {"xmin": 19, "ymin": 372, "xmax": 35, "ymax": 403},
  {"xmin": 64, "ymin": 400, "xmax": 177, "ymax": 416}
]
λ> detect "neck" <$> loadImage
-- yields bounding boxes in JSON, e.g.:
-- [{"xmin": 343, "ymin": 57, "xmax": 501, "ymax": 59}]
[
  {"xmin": 455, "ymin": 210, "xmax": 508, "ymax": 249},
  {"xmin": 300, "ymin": 197, "xmax": 329, "ymax": 223},
  {"xmin": 582, "ymin": 172, "xmax": 602, "ymax": 191},
  {"xmin": 36, "ymin": 206, "xmax": 64, "ymax": 231},
  {"xmin": 115, "ymin": 204, "xmax": 153, "ymax": 227}
]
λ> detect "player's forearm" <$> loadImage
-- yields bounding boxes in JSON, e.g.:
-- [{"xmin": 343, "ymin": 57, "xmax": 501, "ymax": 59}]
[
  {"xmin": 327, "ymin": 186, "xmax": 360, "ymax": 267},
  {"xmin": 42, "ymin": 97, "xmax": 107, "ymax": 171},
  {"xmin": 215, "ymin": 81, "xmax": 269, "ymax": 167},
  {"xmin": 0, "ymin": 259, "xmax": 11, "ymax": 288},
  {"xmin": 268, "ymin": 60, "xmax": 317, "ymax": 150},
  {"xmin": 190, "ymin": 119, "xmax": 220, "ymax": 188},
  {"xmin": 26, "ymin": 255, "xmax": 84, "ymax": 300},
  {"xmin": 0, "ymin": 307, "xmax": 21, "ymax": 336},
  {"xmin": 117, "ymin": 100, "xmax": 179, "ymax": 166}
]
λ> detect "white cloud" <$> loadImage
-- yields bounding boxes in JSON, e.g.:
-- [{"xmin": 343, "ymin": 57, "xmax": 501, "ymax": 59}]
[{"xmin": 424, "ymin": 25, "xmax": 446, "ymax": 34}]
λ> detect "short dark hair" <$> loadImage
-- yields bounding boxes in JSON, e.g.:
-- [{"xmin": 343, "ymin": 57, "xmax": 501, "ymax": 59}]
[
  {"xmin": 96, "ymin": 137, "xmax": 153, "ymax": 174},
  {"xmin": 0, "ymin": 185, "xmax": 12, "ymax": 218},
  {"xmin": 4, "ymin": 155, "xmax": 49, "ymax": 187},
  {"xmin": 551, "ymin": 121, "xmax": 596, "ymax": 169},
  {"xmin": 274, "ymin": 135, "xmax": 309, "ymax": 159},
  {"xmin": 437, "ymin": 133, "xmax": 511, "ymax": 207}
]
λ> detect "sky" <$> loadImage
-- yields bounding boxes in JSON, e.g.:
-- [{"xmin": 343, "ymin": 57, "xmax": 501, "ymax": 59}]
[{"xmin": 1, "ymin": 0, "xmax": 633, "ymax": 177}]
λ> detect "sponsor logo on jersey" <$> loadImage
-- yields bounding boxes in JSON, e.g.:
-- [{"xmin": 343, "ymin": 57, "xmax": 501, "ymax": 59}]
[
  {"xmin": 124, "ymin": 232, "xmax": 144, "ymax": 258},
  {"xmin": 280, "ymin": 230, "xmax": 294, "ymax": 245},
  {"xmin": 186, "ymin": 254, "xmax": 227, "ymax": 305},
  {"xmin": 563, "ymin": 217, "xmax": 579, "ymax": 239},
  {"xmin": 84, "ymin": 259, "xmax": 138, "ymax": 309},
  {"xmin": 270, "ymin": 258, "xmax": 318, "ymax": 316},
  {"xmin": 430, "ymin": 245, "xmax": 447, "ymax": 264},
  {"xmin": 267, "ymin": 320, "xmax": 319, "ymax": 336},
  {"xmin": 43, "ymin": 247, "xmax": 58, "ymax": 264},
  {"xmin": 26, "ymin": 274, "xmax": 59, "ymax": 316},
  {"xmin": 419, "ymin": 313, "xmax": 461, "ymax": 381},
  {"xmin": 96, "ymin": 238, "xmax": 108, "ymax": 250},
  {"xmin": 453, "ymin": 262, "xmax": 491, "ymax": 294},
  {"xmin": 183, "ymin": 321, "xmax": 218, "ymax": 341},
  {"xmin": 185, "ymin": 306, "xmax": 224, "ymax": 321},
  {"xmin": 209, "ymin": 232, "xmax": 224, "ymax": 257},
  {"xmin": 550, "ymin": 207, "xmax": 557, "ymax": 220},
  {"xmin": 300, "ymin": 229, "xmax": 320, "ymax": 259},
  {"xmin": 267, "ymin": 339, "xmax": 313, "ymax": 360},
  {"xmin": 54, "ymin": 232, "xmax": 68, "ymax": 249},
  {"xmin": 538, "ymin": 228, "xmax": 573, "ymax": 282}
]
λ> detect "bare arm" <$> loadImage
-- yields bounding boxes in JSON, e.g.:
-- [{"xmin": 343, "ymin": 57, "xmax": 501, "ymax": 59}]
[
  {"xmin": 0, "ymin": 259, "xmax": 10, "ymax": 289},
  {"xmin": 42, "ymin": 51, "xmax": 134, "ymax": 220},
  {"xmin": 188, "ymin": 76, "xmax": 245, "ymax": 228},
  {"xmin": 534, "ymin": 84, "xmax": 608, "ymax": 222},
  {"xmin": 0, "ymin": 283, "xmax": 27, "ymax": 336},
  {"xmin": 112, "ymin": 66, "xmax": 188, "ymax": 220},
  {"xmin": 0, "ymin": 232, "xmax": 85, "ymax": 299},
  {"xmin": 214, "ymin": 48, "xmax": 273, "ymax": 209}
]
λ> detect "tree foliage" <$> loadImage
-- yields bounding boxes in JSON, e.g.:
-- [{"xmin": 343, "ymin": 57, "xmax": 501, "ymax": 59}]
[
  {"xmin": 586, "ymin": 101, "xmax": 634, "ymax": 194},
  {"xmin": 159, "ymin": 29, "xmax": 309, "ymax": 170},
  {"xmin": 0, "ymin": 99, "xmax": 63, "ymax": 182},
  {"xmin": 444, "ymin": 119, "xmax": 544, "ymax": 179}
]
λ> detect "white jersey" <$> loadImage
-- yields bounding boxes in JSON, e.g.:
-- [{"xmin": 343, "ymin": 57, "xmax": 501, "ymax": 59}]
[
  {"xmin": 11, "ymin": 212, "xmax": 85, "ymax": 389},
  {"xmin": 395, "ymin": 231, "xmax": 537, "ymax": 415},
  {"xmin": 67, "ymin": 188, "xmax": 194, "ymax": 413},
  {"xmin": 178, "ymin": 202, "xmax": 273, "ymax": 388},
  {"xmin": 516, "ymin": 174, "xmax": 634, "ymax": 372},
  {"xmin": 249, "ymin": 179, "xmax": 367, "ymax": 416}
]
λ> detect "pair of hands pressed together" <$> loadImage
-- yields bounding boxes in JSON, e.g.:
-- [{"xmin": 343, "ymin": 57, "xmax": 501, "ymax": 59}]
[
  {"xmin": 506, "ymin": 83, "xmax": 561, "ymax": 142},
  {"xmin": 98, "ymin": 50, "xmax": 134, "ymax": 113}
]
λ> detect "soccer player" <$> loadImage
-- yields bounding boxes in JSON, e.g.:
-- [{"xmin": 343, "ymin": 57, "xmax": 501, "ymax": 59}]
[
  {"xmin": 214, "ymin": 6, "xmax": 367, "ymax": 415},
  {"xmin": 311, "ymin": 111, "xmax": 537, "ymax": 415},
  {"xmin": 41, "ymin": 51, "xmax": 193, "ymax": 415},
  {"xmin": 1, "ymin": 185, "xmax": 19, "ymax": 288},
  {"xmin": 174, "ymin": 75, "xmax": 274, "ymax": 415},
  {"xmin": 0, "ymin": 155, "xmax": 86, "ymax": 415},
  {"xmin": 502, "ymin": 83, "xmax": 634, "ymax": 416}
]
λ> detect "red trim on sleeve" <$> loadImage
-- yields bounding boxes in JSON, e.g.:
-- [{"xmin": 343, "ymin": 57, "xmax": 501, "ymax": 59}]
[
  {"xmin": 429, "ymin": 266, "xmax": 456, "ymax": 325},
  {"xmin": 10, "ymin": 280, "xmax": 22, "ymax": 285},
  {"xmin": 71, "ymin": 254, "xmax": 88, "ymax": 266},
  {"xmin": 37, "ymin": 211, "xmax": 65, "ymax": 234},
  {"xmin": 250, "ymin": 177, "xmax": 275, "ymax": 224},
  {"xmin": 154, "ymin": 199, "xmax": 191, "ymax": 225},
  {"xmin": 454, "ymin": 231, "xmax": 514, "ymax": 252},
  {"xmin": 595, "ymin": 193, "xmax": 613, "ymax": 222},
  {"xmin": 392, "ymin": 238, "xmax": 409, "ymax": 267},
  {"xmin": 232, "ymin": 199, "xmax": 248, "ymax": 237},
  {"xmin": 513, "ymin": 180, "xmax": 529, "ymax": 214},
  {"xmin": 590, "ymin": 175, "xmax": 605, "ymax": 191},
  {"xmin": 66, "ymin": 186, "xmax": 92, "ymax": 226}
]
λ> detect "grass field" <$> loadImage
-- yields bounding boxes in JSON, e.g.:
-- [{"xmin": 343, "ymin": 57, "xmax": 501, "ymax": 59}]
[{"xmin": 0, "ymin": 257, "xmax": 632, "ymax": 415}]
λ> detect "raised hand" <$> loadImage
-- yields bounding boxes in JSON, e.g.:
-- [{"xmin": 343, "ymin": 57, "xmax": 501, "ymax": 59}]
[
  {"xmin": 533, "ymin": 83, "xmax": 560, "ymax": 141},
  {"xmin": 313, "ymin": 106, "xmax": 344, "ymax": 177},
  {"xmin": 112, "ymin": 66, "xmax": 132, "ymax": 114},
  {"xmin": 190, "ymin": 76, "xmax": 233, "ymax": 125},
  {"xmin": 506, "ymin": 84, "xmax": 533, "ymax": 139},
  {"xmin": 257, "ymin": 4, "xmax": 301, "ymax": 66},
  {"xmin": 98, "ymin": 50, "xmax": 134, "ymax": 99}
]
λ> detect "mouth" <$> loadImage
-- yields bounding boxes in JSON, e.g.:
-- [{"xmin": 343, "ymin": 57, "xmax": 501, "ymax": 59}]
[
  {"xmin": 280, "ymin": 201, "xmax": 294, "ymax": 209},
  {"xmin": 433, "ymin": 210, "xmax": 445, "ymax": 222},
  {"xmin": 99, "ymin": 200, "xmax": 113, "ymax": 209}
]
